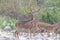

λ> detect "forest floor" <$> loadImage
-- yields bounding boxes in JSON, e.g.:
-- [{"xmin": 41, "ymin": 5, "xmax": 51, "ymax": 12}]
[{"xmin": 0, "ymin": 30, "xmax": 60, "ymax": 40}]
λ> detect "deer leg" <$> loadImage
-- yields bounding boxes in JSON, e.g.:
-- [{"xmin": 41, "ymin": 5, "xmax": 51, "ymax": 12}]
[
  {"xmin": 15, "ymin": 30, "xmax": 20, "ymax": 39},
  {"xmin": 15, "ymin": 30, "xmax": 18, "ymax": 37},
  {"xmin": 29, "ymin": 29, "xmax": 32, "ymax": 40}
]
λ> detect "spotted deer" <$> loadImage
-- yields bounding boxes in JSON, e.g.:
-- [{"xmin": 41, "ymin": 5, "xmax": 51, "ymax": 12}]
[
  {"xmin": 15, "ymin": 8, "xmax": 55, "ymax": 37},
  {"xmin": 15, "ymin": 8, "xmax": 40, "ymax": 36}
]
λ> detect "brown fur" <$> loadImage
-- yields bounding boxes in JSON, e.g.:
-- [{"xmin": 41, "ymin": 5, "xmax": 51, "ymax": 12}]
[
  {"xmin": 15, "ymin": 8, "xmax": 60, "ymax": 37},
  {"xmin": 15, "ymin": 17, "xmax": 55, "ymax": 37}
]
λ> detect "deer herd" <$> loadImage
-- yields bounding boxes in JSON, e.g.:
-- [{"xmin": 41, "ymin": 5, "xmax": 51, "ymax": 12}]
[{"xmin": 15, "ymin": 8, "xmax": 60, "ymax": 37}]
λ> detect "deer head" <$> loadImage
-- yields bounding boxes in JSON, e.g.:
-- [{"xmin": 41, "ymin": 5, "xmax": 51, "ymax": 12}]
[{"xmin": 28, "ymin": 7, "xmax": 40, "ymax": 20}]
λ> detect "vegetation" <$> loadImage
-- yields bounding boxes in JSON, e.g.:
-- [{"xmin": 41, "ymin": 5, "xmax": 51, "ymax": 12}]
[{"xmin": 0, "ymin": 0, "xmax": 60, "ymax": 29}]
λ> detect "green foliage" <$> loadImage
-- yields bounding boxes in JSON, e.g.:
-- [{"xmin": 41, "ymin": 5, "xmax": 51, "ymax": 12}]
[
  {"xmin": 36, "ymin": 7, "xmax": 60, "ymax": 24},
  {"xmin": 0, "ymin": 17, "xmax": 16, "ymax": 30},
  {"xmin": 0, "ymin": 0, "xmax": 60, "ymax": 29}
]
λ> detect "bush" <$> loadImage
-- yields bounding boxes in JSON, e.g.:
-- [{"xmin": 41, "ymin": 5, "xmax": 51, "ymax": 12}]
[
  {"xmin": 0, "ymin": 17, "xmax": 16, "ymax": 30},
  {"xmin": 36, "ymin": 7, "xmax": 60, "ymax": 24}
]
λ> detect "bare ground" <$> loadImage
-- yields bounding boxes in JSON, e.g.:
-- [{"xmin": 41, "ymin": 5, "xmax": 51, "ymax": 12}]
[{"xmin": 0, "ymin": 30, "xmax": 60, "ymax": 40}]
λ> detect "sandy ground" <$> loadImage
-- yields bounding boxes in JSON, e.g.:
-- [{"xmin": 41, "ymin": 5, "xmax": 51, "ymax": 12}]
[{"xmin": 0, "ymin": 30, "xmax": 60, "ymax": 40}]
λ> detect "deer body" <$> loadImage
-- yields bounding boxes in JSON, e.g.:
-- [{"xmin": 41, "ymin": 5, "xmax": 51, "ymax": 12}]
[
  {"xmin": 37, "ymin": 22, "xmax": 54, "ymax": 33},
  {"xmin": 15, "ymin": 17, "xmax": 55, "ymax": 37},
  {"xmin": 15, "ymin": 8, "xmax": 58, "ymax": 37}
]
